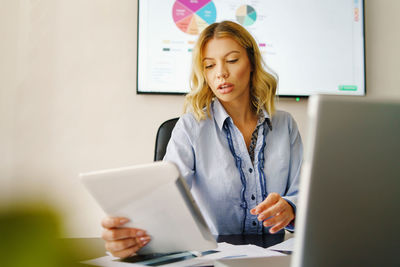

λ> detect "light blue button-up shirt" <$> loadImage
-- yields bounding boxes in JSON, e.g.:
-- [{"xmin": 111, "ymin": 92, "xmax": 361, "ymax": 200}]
[{"xmin": 164, "ymin": 99, "xmax": 303, "ymax": 235}]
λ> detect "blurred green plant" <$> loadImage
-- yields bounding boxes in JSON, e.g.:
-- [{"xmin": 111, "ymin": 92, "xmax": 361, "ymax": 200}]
[{"xmin": 0, "ymin": 203, "xmax": 86, "ymax": 267}]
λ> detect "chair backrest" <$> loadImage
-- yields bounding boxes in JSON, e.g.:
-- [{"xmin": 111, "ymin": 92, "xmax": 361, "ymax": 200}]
[{"xmin": 154, "ymin": 118, "xmax": 179, "ymax": 161}]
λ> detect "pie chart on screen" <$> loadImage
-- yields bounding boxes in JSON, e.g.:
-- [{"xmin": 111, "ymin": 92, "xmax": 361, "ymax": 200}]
[
  {"xmin": 172, "ymin": 0, "xmax": 217, "ymax": 35},
  {"xmin": 236, "ymin": 5, "xmax": 257, "ymax": 26}
]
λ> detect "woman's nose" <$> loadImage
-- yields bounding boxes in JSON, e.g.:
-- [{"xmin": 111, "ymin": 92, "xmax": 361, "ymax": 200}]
[{"xmin": 216, "ymin": 66, "xmax": 229, "ymax": 79}]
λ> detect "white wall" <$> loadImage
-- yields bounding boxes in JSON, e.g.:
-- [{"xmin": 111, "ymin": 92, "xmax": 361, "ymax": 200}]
[{"xmin": 0, "ymin": 0, "xmax": 399, "ymax": 237}]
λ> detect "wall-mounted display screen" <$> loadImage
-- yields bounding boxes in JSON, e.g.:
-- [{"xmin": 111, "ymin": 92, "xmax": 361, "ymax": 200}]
[{"xmin": 137, "ymin": 0, "xmax": 365, "ymax": 96}]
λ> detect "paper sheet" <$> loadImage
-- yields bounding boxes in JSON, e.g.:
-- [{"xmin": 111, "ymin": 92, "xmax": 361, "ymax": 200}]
[
  {"xmin": 267, "ymin": 238, "xmax": 295, "ymax": 253},
  {"xmin": 82, "ymin": 242, "xmax": 285, "ymax": 267}
]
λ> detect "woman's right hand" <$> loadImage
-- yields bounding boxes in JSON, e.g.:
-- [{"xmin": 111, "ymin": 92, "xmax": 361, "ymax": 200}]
[{"xmin": 101, "ymin": 216, "xmax": 151, "ymax": 258}]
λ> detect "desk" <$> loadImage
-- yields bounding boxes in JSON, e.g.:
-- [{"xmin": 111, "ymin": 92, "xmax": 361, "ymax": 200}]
[
  {"xmin": 64, "ymin": 232, "xmax": 289, "ymax": 265},
  {"xmin": 217, "ymin": 233, "xmax": 285, "ymax": 248}
]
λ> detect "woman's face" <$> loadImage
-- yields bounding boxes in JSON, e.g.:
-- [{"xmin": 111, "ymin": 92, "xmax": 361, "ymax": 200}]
[{"xmin": 202, "ymin": 37, "xmax": 252, "ymax": 104}]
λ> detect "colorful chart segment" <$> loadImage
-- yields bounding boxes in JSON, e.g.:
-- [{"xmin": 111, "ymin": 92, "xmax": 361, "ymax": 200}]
[
  {"xmin": 172, "ymin": 0, "xmax": 217, "ymax": 35},
  {"xmin": 236, "ymin": 5, "xmax": 257, "ymax": 26}
]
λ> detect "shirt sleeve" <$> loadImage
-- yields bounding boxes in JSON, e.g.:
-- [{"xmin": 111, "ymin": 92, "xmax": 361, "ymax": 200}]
[
  {"xmin": 163, "ymin": 115, "xmax": 196, "ymax": 189},
  {"xmin": 282, "ymin": 114, "xmax": 303, "ymax": 231}
]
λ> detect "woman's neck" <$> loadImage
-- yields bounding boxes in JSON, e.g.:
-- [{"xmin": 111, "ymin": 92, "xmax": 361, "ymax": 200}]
[{"xmin": 220, "ymin": 97, "xmax": 257, "ymax": 128}]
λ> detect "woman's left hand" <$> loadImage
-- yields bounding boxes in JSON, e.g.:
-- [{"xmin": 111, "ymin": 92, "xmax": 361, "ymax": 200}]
[{"xmin": 250, "ymin": 192, "xmax": 295, "ymax": 234}]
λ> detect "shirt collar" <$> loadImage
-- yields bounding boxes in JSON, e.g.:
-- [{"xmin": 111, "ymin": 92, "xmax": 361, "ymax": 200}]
[
  {"xmin": 212, "ymin": 98, "xmax": 231, "ymax": 131},
  {"xmin": 212, "ymin": 98, "xmax": 272, "ymax": 131}
]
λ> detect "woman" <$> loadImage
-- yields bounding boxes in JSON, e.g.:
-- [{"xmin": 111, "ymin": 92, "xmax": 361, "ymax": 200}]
[{"xmin": 101, "ymin": 21, "xmax": 303, "ymax": 258}]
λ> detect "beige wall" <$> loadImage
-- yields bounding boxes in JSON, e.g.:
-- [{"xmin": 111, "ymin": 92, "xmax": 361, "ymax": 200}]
[{"xmin": 0, "ymin": 0, "xmax": 399, "ymax": 237}]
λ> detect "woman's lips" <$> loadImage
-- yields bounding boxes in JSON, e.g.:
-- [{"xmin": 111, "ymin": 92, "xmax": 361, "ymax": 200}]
[{"xmin": 217, "ymin": 83, "xmax": 234, "ymax": 94}]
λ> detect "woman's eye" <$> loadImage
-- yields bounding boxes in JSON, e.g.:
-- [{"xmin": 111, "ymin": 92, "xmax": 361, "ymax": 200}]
[
  {"xmin": 227, "ymin": 59, "xmax": 238, "ymax": 63},
  {"xmin": 205, "ymin": 64, "xmax": 214, "ymax": 69}
]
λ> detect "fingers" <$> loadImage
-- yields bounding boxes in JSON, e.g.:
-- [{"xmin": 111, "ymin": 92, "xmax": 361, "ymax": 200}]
[
  {"xmin": 269, "ymin": 217, "xmax": 293, "ymax": 234},
  {"xmin": 256, "ymin": 198, "xmax": 288, "ymax": 221},
  {"xmin": 105, "ymin": 238, "xmax": 138, "ymax": 252},
  {"xmin": 263, "ymin": 210, "xmax": 294, "ymax": 233},
  {"xmin": 250, "ymin": 193, "xmax": 295, "ymax": 234},
  {"xmin": 101, "ymin": 216, "xmax": 151, "ymax": 258},
  {"xmin": 102, "ymin": 227, "xmax": 146, "ymax": 241},
  {"xmin": 101, "ymin": 216, "xmax": 130, "ymax": 229},
  {"xmin": 104, "ymin": 234, "xmax": 151, "ymax": 258},
  {"xmin": 106, "ymin": 240, "xmax": 141, "ymax": 258},
  {"xmin": 250, "ymin": 192, "xmax": 280, "ymax": 215}
]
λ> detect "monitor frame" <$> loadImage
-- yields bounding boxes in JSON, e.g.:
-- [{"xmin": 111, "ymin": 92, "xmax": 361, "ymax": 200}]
[{"xmin": 136, "ymin": 0, "xmax": 366, "ymax": 98}]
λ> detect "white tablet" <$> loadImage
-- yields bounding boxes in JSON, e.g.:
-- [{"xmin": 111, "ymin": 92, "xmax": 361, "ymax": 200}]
[{"xmin": 80, "ymin": 161, "xmax": 217, "ymax": 254}]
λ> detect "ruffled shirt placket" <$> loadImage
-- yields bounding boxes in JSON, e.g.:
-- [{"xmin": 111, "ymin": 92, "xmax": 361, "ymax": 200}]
[{"xmin": 223, "ymin": 114, "xmax": 272, "ymax": 234}]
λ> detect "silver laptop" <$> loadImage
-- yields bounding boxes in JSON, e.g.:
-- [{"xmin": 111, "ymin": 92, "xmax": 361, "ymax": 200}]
[
  {"xmin": 80, "ymin": 161, "xmax": 217, "ymax": 254},
  {"xmin": 217, "ymin": 95, "xmax": 400, "ymax": 267},
  {"xmin": 292, "ymin": 95, "xmax": 400, "ymax": 267}
]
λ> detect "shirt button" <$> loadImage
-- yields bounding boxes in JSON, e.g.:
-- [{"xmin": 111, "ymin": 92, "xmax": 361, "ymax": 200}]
[
  {"xmin": 251, "ymin": 194, "xmax": 255, "ymax": 200},
  {"xmin": 249, "ymin": 168, "xmax": 253, "ymax": 173},
  {"xmin": 252, "ymin": 221, "xmax": 257, "ymax": 226}
]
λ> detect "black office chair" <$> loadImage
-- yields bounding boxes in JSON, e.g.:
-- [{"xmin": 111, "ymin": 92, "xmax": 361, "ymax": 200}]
[{"xmin": 154, "ymin": 117, "xmax": 179, "ymax": 161}]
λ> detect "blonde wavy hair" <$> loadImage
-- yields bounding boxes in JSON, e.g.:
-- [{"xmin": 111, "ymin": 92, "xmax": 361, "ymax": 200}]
[{"xmin": 184, "ymin": 20, "xmax": 277, "ymax": 121}]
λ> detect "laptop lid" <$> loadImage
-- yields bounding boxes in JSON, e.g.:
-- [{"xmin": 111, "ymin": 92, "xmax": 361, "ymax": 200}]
[{"xmin": 292, "ymin": 95, "xmax": 400, "ymax": 267}]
